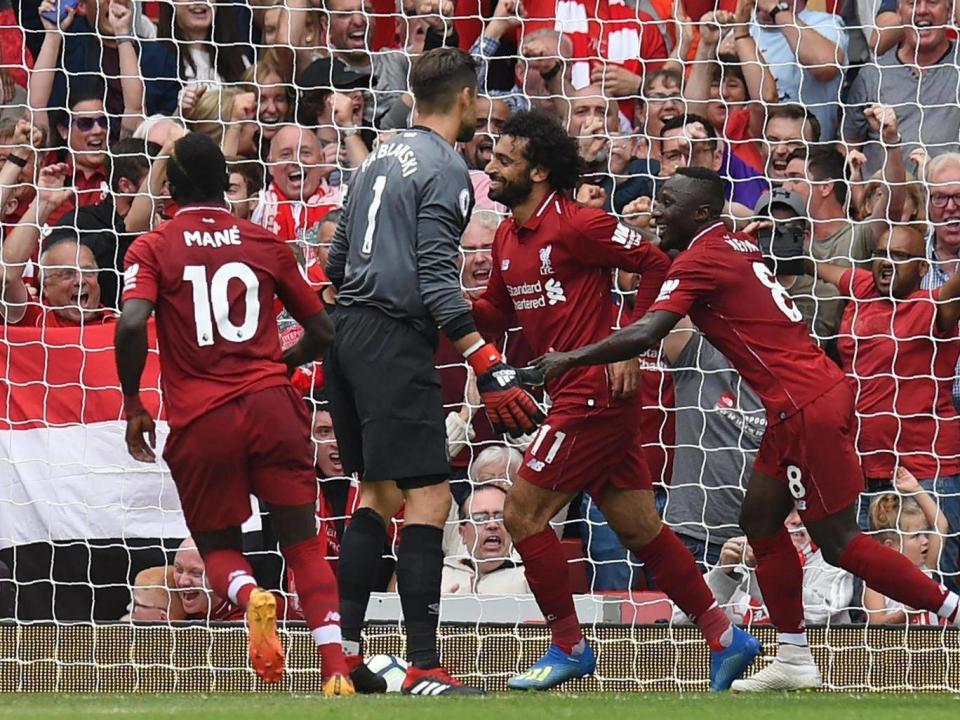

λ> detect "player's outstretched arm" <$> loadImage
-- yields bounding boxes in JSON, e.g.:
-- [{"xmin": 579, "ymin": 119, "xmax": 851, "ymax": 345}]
[
  {"xmin": 115, "ymin": 298, "xmax": 157, "ymax": 463},
  {"xmin": 534, "ymin": 310, "xmax": 683, "ymax": 381},
  {"xmin": 282, "ymin": 310, "xmax": 335, "ymax": 371}
]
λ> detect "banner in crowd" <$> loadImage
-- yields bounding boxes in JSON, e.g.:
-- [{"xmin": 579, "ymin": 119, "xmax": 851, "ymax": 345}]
[{"xmin": 0, "ymin": 321, "xmax": 187, "ymax": 550}]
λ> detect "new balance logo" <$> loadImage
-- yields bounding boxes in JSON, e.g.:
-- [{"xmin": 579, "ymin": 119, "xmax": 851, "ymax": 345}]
[
  {"xmin": 656, "ymin": 278, "xmax": 679, "ymax": 302},
  {"xmin": 322, "ymin": 611, "xmax": 340, "ymax": 623},
  {"xmin": 492, "ymin": 369, "xmax": 516, "ymax": 387},
  {"xmin": 526, "ymin": 458, "xmax": 545, "ymax": 472},
  {"xmin": 124, "ymin": 263, "xmax": 139, "ymax": 290},
  {"xmin": 545, "ymin": 278, "xmax": 566, "ymax": 305},
  {"xmin": 409, "ymin": 680, "xmax": 449, "ymax": 696}
]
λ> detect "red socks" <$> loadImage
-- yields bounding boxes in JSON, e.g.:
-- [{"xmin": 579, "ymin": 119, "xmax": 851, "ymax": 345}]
[
  {"xmin": 635, "ymin": 526, "xmax": 731, "ymax": 650},
  {"xmin": 515, "ymin": 529, "xmax": 581, "ymax": 652},
  {"xmin": 839, "ymin": 533, "xmax": 959, "ymax": 622},
  {"xmin": 283, "ymin": 535, "xmax": 349, "ymax": 677},
  {"xmin": 751, "ymin": 528, "xmax": 806, "ymax": 637},
  {"xmin": 202, "ymin": 549, "xmax": 256, "ymax": 608}
]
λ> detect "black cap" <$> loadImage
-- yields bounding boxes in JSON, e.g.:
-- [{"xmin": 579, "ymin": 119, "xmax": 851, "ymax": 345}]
[
  {"xmin": 754, "ymin": 189, "xmax": 807, "ymax": 220},
  {"xmin": 300, "ymin": 57, "xmax": 373, "ymax": 92}
]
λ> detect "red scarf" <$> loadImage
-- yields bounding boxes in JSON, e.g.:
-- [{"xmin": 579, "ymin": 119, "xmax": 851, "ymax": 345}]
[{"xmin": 254, "ymin": 180, "xmax": 340, "ymax": 243}]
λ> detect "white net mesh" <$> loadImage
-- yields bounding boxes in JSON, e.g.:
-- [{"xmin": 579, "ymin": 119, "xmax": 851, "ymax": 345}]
[{"xmin": 0, "ymin": 0, "xmax": 959, "ymax": 692}]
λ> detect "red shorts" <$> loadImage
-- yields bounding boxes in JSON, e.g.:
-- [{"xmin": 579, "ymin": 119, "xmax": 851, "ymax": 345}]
[
  {"xmin": 519, "ymin": 402, "xmax": 652, "ymax": 497},
  {"xmin": 163, "ymin": 384, "xmax": 317, "ymax": 533},
  {"xmin": 753, "ymin": 381, "xmax": 864, "ymax": 521}
]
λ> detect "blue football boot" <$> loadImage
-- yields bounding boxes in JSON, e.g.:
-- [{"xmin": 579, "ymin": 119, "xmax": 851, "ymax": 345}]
[
  {"xmin": 508, "ymin": 641, "xmax": 597, "ymax": 691},
  {"xmin": 710, "ymin": 626, "xmax": 762, "ymax": 691}
]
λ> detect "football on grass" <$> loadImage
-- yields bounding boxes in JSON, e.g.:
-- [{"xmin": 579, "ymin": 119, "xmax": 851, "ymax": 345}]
[{"xmin": 365, "ymin": 654, "xmax": 408, "ymax": 692}]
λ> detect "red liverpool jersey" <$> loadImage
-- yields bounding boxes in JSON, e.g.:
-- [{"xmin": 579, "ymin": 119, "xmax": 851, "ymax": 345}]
[
  {"xmin": 649, "ymin": 221, "xmax": 846, "ymax": 423},
  {"xmin": 122, "ymin": 204, "xmax": 324, "ymax": 430},
  {"xmin": 473, "ymin": 193, "xmax": 669, "ymax": 409}
]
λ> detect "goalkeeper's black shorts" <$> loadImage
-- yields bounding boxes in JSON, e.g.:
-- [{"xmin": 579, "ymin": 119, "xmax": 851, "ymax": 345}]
[{"xmin": 324, "ymin": 305, "xmax": 449, "ymax": 488}]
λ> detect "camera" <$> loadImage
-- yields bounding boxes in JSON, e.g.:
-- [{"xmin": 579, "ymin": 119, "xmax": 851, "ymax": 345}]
[{"xmin": 756, "ymin": 220, "xmax": 806, "ymax": 276}]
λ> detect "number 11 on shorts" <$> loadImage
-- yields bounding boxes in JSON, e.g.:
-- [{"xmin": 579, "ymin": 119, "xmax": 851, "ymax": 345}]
[{"xmin": 529, "ymin": 424, "xmax": 567, "ymax": 466}]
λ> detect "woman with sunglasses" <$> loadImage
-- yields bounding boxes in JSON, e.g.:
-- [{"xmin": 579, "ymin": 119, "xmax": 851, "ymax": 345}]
[{"xmin": 41, "ymin": 82, "xmax": 111, "ymax": 226}]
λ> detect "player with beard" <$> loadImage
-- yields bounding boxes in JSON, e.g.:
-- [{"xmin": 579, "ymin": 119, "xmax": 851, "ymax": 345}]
[
  {"xmin": 324, "ymin": 47, "xmax": 543, "ymax": 697},
  {"xmin": 476, "ymin": 111, "xmax": 761, "ymax": 691},
  {"xmin": 116, "ymin": 133, "xmax": 352, "ymax": 694},
  {"xmin": 536, "ymin": 167, "xmax": 960, "ymax": 691}
]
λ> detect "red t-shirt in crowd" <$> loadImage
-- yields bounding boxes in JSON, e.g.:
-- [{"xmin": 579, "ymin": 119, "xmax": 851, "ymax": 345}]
[
  {"xmin": 122, "ymin": 204, "xmax": 324, "ymax": 431},
  {"xmin": 44, "ymin": 160, "xmax": 109, "ymax": 226},
  {"xmin": 724, "ymin": 108, "xmax": 764, "ymax": 176},
  {"xmin": 473, "ymin": 193, "xmax": 669, "ymax": 409},
  {"xmin": 649, "ymin": 222, "xmax": 846, "ymax": 423},
  {"xmin": 0, "ymin": 6, "xmax": 33, "ymax": 88},
  {"xmin": 9, "ymin": 303, "xmax": 115, "ymax": 328},
  {"xmin": 837, "ymin": 268, "xmax": 960, "ymax": 480}
]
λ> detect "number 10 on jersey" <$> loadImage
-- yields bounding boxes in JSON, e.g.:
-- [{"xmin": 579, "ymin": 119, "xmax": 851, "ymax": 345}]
[{"xmin": 183, "ymin": 263, "xmax": 261, "ymax": 346}]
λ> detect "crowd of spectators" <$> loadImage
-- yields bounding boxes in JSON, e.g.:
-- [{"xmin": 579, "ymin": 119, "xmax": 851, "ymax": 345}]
[{"xmin": 1, "ymin": 0, "xmax": 960, "ymax": 625}]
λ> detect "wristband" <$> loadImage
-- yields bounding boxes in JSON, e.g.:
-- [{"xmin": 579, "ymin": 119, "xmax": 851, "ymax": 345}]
[
  {"xmin": 6, "ymin": 154, "xmax": 27, "ymax": 168},
  {"xmin": 116, "ymin": 36, "xmax": 134, "ymax": 45},
  {"xmin": 465, "ymin": 342, "xmax": 503, "ymax": 376},
  {"xmin": 462, "ymin": 338, "xmax": 486, "ymax": 358},
  {"xmin": 123, "ymin": 393, "xmax": 146, "ymax": 419},
  {"xmin": 540, "ymin": 61, "xmax": 563, "ymax": 82}
]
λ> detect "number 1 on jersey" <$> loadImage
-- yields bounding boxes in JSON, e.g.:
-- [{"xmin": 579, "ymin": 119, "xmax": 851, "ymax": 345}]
[{"xmin": 361, "ymin": 175, "xmax": 388, "ymax": 255}]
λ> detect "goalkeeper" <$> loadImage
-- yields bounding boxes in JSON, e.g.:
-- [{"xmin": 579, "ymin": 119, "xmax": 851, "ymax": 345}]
[{"xmin": 324, "ymin": 47, "xmax": 542, "ymax": 697}]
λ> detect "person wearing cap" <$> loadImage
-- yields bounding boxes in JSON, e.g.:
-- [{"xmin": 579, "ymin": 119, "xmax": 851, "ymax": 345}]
[
  {"xmin": 807, "ymin": 222, "xmax": 960, "ymax": 592},
  {"xmin": 778, "ymin": 135, "xmax": 905, "ymax": 348},
  {"xmin": 300, "ymin": 0, "xmax": 411, "ymax": 130},
  {"xmin": 752, "ymin": 187, "xmax": 811, "ymax": 296}
]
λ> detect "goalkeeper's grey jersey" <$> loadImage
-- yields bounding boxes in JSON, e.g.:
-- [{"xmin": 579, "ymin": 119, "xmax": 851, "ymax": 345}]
[{"xmin": 326, "ymin": 126, "xmax": 475, "ymax": 336}]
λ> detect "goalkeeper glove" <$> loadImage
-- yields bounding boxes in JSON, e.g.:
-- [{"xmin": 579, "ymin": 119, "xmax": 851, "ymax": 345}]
[{"xmin": 466, "ymin": 343, "xmax": 545, "ymax": 438}]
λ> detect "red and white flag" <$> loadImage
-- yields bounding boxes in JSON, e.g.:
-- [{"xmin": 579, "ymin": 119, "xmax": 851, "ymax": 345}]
[{"xmin": 0, "ymin": 321, "xmax": 188, "ymax": 550}]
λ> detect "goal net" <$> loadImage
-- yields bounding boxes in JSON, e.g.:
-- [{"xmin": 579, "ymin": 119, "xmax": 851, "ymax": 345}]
[{"xmin": 1, "ymin": 0, "xmax": 959, "ymax": 693}]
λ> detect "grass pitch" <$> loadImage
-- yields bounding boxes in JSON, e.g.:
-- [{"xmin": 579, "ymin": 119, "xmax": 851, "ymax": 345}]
[{"xmin": 5, "ymin": 693, "xmax": 959, "ymax": 720}]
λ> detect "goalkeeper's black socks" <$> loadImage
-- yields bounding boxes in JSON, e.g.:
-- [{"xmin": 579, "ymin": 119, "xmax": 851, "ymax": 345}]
[
  {"xmin": 338, "ymin": 507, "xmax": 388, "ymax": 655},
  {"xmin": 395, "ymin": 523, "xmax": 445, "ymax": 669}
]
